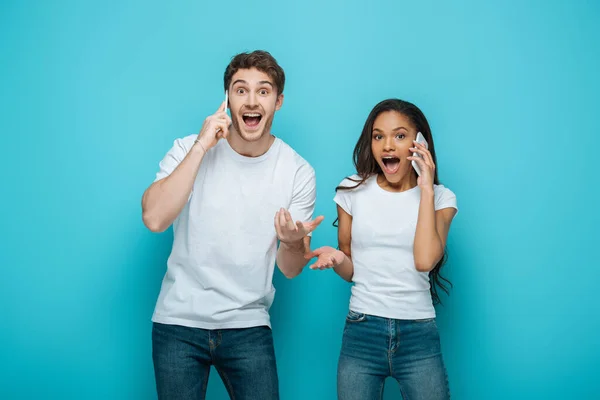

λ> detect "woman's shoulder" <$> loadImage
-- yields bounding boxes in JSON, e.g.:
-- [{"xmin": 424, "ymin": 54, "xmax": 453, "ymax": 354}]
[
  {"xmin": 433, "ymin": 184, "xmax": 458, "ymax": 211},
  {"xmin": 336, "ymin": 174, "xmax": 374, "ymax": 191},
  {"xmin": 433, "ymin": 184, "xmax": 456, "ymax": 197}
]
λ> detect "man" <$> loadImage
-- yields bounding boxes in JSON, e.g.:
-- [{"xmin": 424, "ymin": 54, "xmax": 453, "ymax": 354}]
[{"xmin": 142, "ymin": 50, "xmax": 322, "ymax": 399}]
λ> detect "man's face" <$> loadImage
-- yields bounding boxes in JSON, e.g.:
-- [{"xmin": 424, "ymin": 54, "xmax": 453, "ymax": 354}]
[{"xmin": 228, "ymin": 68, "xmax": 284, "ymax": 142}]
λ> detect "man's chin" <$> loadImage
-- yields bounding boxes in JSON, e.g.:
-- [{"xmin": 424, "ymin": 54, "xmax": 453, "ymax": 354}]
[
  {"xmin": 238, "ymin": 129, "xmax": 267, "ymax": 142},
  {"xmin": 232, "ymin": 118, "xmax": 273, "ymax": 143},
  {"xmin": 238, "ymin": 121, "xmax": 272, "ymax": 142}
]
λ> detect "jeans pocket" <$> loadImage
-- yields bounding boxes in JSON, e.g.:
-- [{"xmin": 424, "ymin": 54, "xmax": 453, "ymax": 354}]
[
  {"xmin": 414, "ymin": 318, "xmax": 437, "ymax": 330},
  {"xmin": 346, "ymin": 310, "xmax": 367, "ymax": 323},
  {"xmin": 414, "ymin": 318, "xmax": 435, "ymax": 323}
]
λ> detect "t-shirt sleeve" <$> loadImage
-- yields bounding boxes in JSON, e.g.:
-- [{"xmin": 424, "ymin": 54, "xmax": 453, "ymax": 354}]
[
  {"xmin": 333, "ymin": 176, "xmax": 358, "ymax": 216},
  {"xmin": 434, "ymin": 185, "xmax": 458, "ymax": 213},
  {"xmin": 288, "ymin": 163, "xmax": 317, "ymax": 226},
  {"xmin": 154, "ymin": 137, "xmax": 192, "ymax": 182}
]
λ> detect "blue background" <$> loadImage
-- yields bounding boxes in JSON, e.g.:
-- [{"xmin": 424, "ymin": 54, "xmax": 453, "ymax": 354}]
[{"xmin": 1, "ymin": 1, "xmax": 599, "ymax": 399}]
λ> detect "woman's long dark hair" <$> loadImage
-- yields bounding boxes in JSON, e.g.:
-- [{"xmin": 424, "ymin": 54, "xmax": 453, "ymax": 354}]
[{"xmin": 335, "ymin": 99, "xmax": 452, "ymax": 305}]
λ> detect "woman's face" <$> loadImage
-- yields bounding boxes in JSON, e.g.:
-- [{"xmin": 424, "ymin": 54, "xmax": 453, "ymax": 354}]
[{"xmin": 371, "ymin": 111, "xmax": 418, "ymax": 184}]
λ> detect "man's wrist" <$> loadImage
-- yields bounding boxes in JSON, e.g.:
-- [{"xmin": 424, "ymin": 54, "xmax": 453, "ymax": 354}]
[
  {"xmin": 193, "ymin": 138, "xmax": 208, "ymax": 155},
  {"xmin": 279, "ymin": 238, "xmax": 305, "ymax": 253}
]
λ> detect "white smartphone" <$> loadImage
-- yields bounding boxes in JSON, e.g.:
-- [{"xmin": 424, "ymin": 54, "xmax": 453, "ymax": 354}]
[
  {"xmin": 215, "ymin": 91, "xmax": 229, "ymax": 136},
  {"xmin": 412, "ymin": 132, "xmax": 429, "ymax": 176}
]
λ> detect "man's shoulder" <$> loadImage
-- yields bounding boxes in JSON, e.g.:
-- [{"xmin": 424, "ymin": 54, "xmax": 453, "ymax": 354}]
[{"xmin": 275, "ymin": 137, "xmax": 314, "ymax": 174}]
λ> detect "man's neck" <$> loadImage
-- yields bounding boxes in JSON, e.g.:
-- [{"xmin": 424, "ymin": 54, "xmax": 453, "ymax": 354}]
[{"xmin": 227, "ymin": 127, "xmax": 275, "ymax": 157}]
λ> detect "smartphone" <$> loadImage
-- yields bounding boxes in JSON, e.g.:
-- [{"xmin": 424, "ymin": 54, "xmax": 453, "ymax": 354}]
[
  {"xmin": 215, "ymin": 91, "xmax": 229, "ymax": 136},
  {"xmin": 411, "ymin": 132, "xmax": 429, "ymax": 176}
]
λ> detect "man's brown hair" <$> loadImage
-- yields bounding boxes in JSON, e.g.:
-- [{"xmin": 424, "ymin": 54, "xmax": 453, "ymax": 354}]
[{"xmin": 224, "ymin": 50, "xmax": 285, "ymax": 95}]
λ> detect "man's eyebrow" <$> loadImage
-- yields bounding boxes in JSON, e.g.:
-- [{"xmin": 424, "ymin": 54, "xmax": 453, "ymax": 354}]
[
  {"xmin": 231, "ymin": 80, "xmax": 274, "ymax": 88},
  {"xmin": 258, "ymin": 81, "xmax": 273, "ymax": 87}
]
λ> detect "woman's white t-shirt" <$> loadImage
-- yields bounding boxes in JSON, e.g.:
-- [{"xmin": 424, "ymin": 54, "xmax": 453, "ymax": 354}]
[{"xmin": 334, "ymin": 174, "xmax": 458, "ymax": 320}]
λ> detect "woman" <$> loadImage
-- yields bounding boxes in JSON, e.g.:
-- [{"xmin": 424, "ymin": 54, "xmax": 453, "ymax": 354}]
[{"xmin": 307, "ymin": 99, "xmax": 458, "ymax": 400}]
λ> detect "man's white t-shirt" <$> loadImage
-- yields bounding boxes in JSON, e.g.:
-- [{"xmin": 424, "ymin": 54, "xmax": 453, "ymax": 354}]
[
  {"xmin": 151, "ymin": 135, "xmax": 316, "ymax": 329},
  {"xmin": 334, "ymin": 175, "xmax": 457, "ymax": 320}
]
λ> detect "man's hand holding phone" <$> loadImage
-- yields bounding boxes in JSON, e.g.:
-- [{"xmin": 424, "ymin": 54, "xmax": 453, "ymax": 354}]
[{"xmin": 194, "ymin": 91, "xmax": 231, "ymax": 154}]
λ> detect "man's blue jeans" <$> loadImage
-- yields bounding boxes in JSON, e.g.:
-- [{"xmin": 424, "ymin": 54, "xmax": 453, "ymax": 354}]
[{"xmin": 152, "ymin": 322, "xmax": 279, "ymax": 400}]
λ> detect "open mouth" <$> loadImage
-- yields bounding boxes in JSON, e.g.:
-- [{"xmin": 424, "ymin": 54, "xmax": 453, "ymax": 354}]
[
  {"xmin": 381, "ymin": 156, "xmax": 401, "ymax": 174},
  {"xmin": 242, "ymin": 113, "xmax": 262, "ymax": 129}
]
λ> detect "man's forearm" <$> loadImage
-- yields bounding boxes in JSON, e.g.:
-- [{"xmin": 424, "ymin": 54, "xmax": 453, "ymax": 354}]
[
  {"xmin": 276, "ymin": 238, "xmax": 309, "ymax": 279},
  {"xmin": 142, "ymin": 143, "xmax": 206, "ymax": 232}
]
